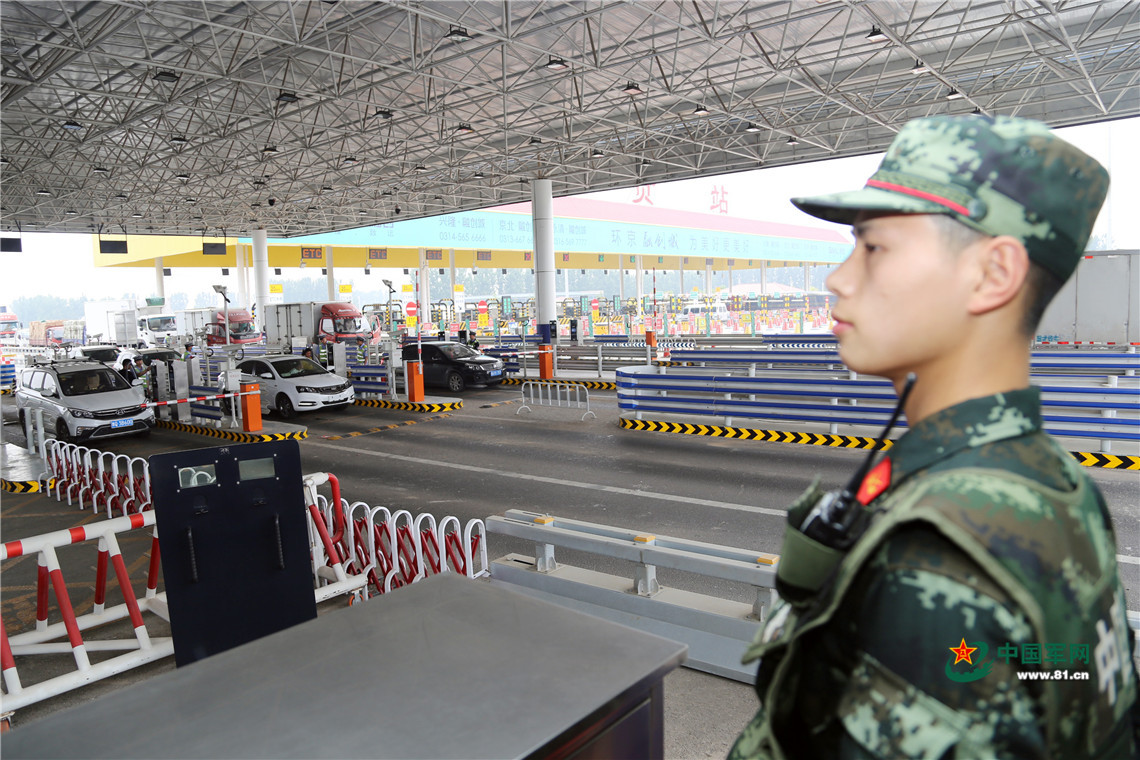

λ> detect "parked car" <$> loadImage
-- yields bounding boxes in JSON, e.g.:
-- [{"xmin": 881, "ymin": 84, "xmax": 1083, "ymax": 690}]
[
  {"xmin": 235, "ymin": 354, "xmax": 354, "ymax": 418},
  {"xmin": 15, "ymin": 360, "xmax": 155, "ymax": 442},
  {"xmin": 401, "ymin": 341, "xmax": 504, "ymax": 392},
  {"xmin": 69, "ymin": 344, "xmax": 132, "ymax": 368}
]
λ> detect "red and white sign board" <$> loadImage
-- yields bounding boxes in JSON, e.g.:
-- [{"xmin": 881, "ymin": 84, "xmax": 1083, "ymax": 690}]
[
  {"xmin": 405, "ymin": 301, "xmax": 418, "ymax": 318},
  {"xmin": 478, "ymin": 300, "xmax": 488, "ymax": 314}
]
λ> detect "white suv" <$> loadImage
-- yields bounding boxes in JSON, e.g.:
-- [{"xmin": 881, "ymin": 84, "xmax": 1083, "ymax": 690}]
[{"xmin": 15, "ymin": 360, "xmax": 155, "ymax": 443}]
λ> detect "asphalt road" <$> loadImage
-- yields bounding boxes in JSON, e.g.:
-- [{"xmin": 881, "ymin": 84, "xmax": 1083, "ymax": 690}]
[{"xmin": 2, "ymin": 386, "xmax": 1137, "ymax": 757}]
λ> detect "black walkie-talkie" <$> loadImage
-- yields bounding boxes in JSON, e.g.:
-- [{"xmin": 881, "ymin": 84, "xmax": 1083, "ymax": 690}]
[{"xmin": 798, "ymin": 373, "xmax": 917, "ymax": 550}]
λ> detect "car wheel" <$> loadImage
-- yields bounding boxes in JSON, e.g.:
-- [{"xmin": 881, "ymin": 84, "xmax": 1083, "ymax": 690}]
[
  {"xmin": 55, "ymin": 418, "xmax": 72, "ymax": 443},
  {"xmin": 276, "ymin": 394, "xmax": 296, "ymax": 419},
  {"xmin": 446, "ymin": 371, "xmax": 465, "ymax": 393}
]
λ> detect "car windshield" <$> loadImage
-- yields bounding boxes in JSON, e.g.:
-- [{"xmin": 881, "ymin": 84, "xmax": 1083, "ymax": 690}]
[
  {"xmin": 83, "ymin": 348, "xmax": 120, "ymax": 362},
  {"xmin": 438, "ymin": 343, "xmax": 481, "ymax": 360},
  {"xmin": 60, "ymin": 368, "xmax": 130, "ymax": 396},
  {"xmin": 269, "ymin": 357, "xmax": 328, "ymax": 379},
  {"xmin": 334, "ymin": 316, "xmax": 365, "ymax": 333},
  {"xmin": 144, "ymin": 350, "xmax": 180, "ymax": 362},
  {"xmin": 146, "ymin": 316, "xmax": 177, "ymax": 331},
  {"xmin": 231, "ymin": 321, "xmax": 257, "ymax": 335}
]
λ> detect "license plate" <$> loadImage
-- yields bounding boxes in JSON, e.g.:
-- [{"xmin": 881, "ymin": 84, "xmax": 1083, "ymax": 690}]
[
  {"xmin": 489, "ymin": 370, "xmax": 502, "ymax": 377},
  {"xmin": 110, "ymin": 419, "xmax": 133, "ymax": 429}
]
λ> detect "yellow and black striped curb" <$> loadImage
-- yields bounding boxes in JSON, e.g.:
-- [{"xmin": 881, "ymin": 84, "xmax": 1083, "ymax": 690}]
[
  {"xmin": 620, "ymin": 418, "xmax": 1140, "ymax": 469},
  {"xmin": 502, "ymin": 378, "xmax": 617, "ymax": 391},
  {"xmin": 156, "ymin": 419, "xmax": 308, "ymax": 442},
  {"xmin": 1072, "ymin": 452, "xmax": 1140, "ymax": 470},
  {"xmin": 0, "ymin": 387, "xmax": 13, "ymax": 395},
  {"xmin": 354, "ymin": 399, "xmax": 462, "ymax": 412},
  {"xmin": 620, "ymin": 417, "xmax": 892, "ymax": 449},
  {"xmin": 2, "ymin": 478, "xmax": 55, "ymax": 494},
  {"xmin": 321, "ymin": 414, "xmax": 452, "ymax": 440}
]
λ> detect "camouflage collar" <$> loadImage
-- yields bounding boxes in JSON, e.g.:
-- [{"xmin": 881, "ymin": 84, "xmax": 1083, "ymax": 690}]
[{"xmin": 887, "ymin": 387, "xmax": 1043, "ymax": 481}]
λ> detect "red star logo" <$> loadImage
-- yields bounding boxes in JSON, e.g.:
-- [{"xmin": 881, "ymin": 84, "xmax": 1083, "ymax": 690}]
[{"xmin": 949, "ymin": 638, "xmax": 977, "ymax": 665}]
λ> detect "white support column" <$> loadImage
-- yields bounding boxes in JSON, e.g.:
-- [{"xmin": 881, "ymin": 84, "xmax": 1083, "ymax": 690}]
[
  {"xmin": 728, "ymin": 263, "xmax": 734, "ymax": 295},
  {"xmin": 635, "ymin": 256, "xmax": 644, "ymax": 315},
  {"xmin": 679, "ymin": 265, "xmax": 685, "ymax": 298},
  {"xmin": 154, "ymin": 258, "xmax": 165, "ymax": 300},
  {"xmin": 236, "ymin": 245, "xmax": 248, "ymax": 309},
  {"xmin": 449, "ymin": 248, "xmax": 457, "ymax": 323},
  {"xmin": 252, "ymin": 229, "xmax": 270, "ymax": 329},
  {"xmin": 704, "ymin": 263, "xmax": 713, "ymax": 295},
  {"xmin": 760, "ymin": 262, "xmax": 767, "ymax": 295},
  {"xmin": 325, "ymin": 245, "xmax": 336, "ymax": 301},
  {"xmin": 532, "ymin": 179, "xmax": 556, "ymax": 339},
  {"xmin": 803, "ymin": 263, "xmax": 811, "ymax": 292}
]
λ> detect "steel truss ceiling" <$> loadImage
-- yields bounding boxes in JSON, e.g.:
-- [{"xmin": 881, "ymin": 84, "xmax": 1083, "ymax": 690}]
[{"xmin": 2, "ymin": 0, "xmax": 1137, "ymax": 238}]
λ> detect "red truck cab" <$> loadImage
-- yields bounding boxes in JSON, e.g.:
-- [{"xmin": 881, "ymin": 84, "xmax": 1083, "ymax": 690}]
[
  {"xmin": 318, "ymin": 302, "xmax": 371, "ymax": 344},
  {"xmin": 205, "ymin": 308, "xmax": 262, "ymax": 345}
]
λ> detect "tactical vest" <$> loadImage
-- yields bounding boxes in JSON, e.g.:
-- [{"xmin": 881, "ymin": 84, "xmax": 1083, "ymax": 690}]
[{"xmin": 737, "ymin": 455, "xmax": 1137, "ymax": 759}]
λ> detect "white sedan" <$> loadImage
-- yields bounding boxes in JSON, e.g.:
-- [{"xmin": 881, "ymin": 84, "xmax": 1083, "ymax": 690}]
[{"xmin": 236, "ymin": 354, "xmax": 354, "ymax": 418}]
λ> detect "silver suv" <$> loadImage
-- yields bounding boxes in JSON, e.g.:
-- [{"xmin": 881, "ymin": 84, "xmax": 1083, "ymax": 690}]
[{"xmin": 15, "ymin": 360, "xmax": 155, "ymax": 443}]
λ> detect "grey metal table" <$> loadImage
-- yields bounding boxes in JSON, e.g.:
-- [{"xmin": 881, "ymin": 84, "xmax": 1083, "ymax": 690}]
[{"xmin": 5, "ymin": 574, "xmax": 687, "ymax": 759}]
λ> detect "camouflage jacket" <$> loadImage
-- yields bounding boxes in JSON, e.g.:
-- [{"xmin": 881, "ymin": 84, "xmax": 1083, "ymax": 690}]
[{"xmin": 730, "ymin": 388, "xmax": 1138, "ymax": 759}]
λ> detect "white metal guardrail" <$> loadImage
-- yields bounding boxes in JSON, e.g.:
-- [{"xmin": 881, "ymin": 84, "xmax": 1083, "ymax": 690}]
[
  {"xmin": 517, "ymin": 381, "xmax": 597, "ymax": 421},
  {"xmin": 617, "ymin": 366, "xmax": 1140, "ymax": 451},
  {"xmin": 486, "ymin": 509, "xmax": 779, "ymax": 683}
]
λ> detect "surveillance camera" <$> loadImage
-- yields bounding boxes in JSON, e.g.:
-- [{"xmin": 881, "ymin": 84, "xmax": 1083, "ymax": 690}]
[
  {"xmin": 212, "ymin": 284, "xmax": 227, "ymax": 295},
  {"xmin": 268, "ymin": 197, "xmax": 276, "ymax": 206},
  {"xmin": 394, "ymin": 206, "xmax": 401, "ymax": 215}
]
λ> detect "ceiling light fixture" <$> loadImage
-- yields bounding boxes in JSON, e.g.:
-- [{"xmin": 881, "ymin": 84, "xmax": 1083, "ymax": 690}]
[
  {"xmin": 621, "ymin": 82, "xmax": 643, "ymax": 95},
  {"xmin": 92, "ymin": 166, "xmax": 109, "ymax": 174},
  {"xmin": 591, "ymin": 148, "xmax": 604, "ymax": 158},
  {"xmin": 115, "ymin": 193, "xmax": 128, "ymax": 199},
  {"xmin": 786, "ymin": 136, "xmax": 800, "ymax": 145},
  {"xmin": 261, "ymin": 145, "xmax": 278, "ymax": 154},
  {"xmin": 35, "ymin": 189, "xmax": 51, "ymax": 196},
  {"xmin": 529, "ymin": 137, "xmax": 542, "ymax": 145},
  {"xmin": 544, "ymin": 56, "xmax": 569, "ymax": 71},
  {"xmin": 866, "ymin": 26, "xmax": 887, "ymax": 42},
  {"xmin": 473, "ymin": 171, "xmax": 485, "ymax": 179},
  {"xmin": 170, "ymin": 135, "xmax": 188, "ymax": 144},
  {"xmin": 153, "ymin": 70, "xmax": 180, "ymax": 83},
  {"xmin": 276, "ymin": 91, "xmax": 299, "ymax": 103},
  {"xmin": 745, "ymin": 123, "xmax": 762, "ymax": 133},
  {"xmin": 444, "ymin": 25, "xmax": 473, "ymax": 43},
  {"xmin": 342, "ymin": 156, "xmax": 359, "ymax": 165},
  {"xmin": 132, "ymin": 212, "xmax": 143, "ymax": 217},
  {"xmin": 911, "ymin": 59, "xmax": 928, "ymax": 75},
  {"xmin": 373, "ymin": 108, "xmax": 393, "ymax": 119},
  {"xmin": 454, "ymin": 122, "xmax": 475, "ymax": 134},
  {"xmin": 186, "ymin": 198, "xmax": 197, "ymax": 203},
  {"xmin": 175, "ymin": 172, "xmax": 190, "ymax": 179},
  {"xmin": 322, "ymin": 185, "xmax": 334, "ymax": 192},
  {"xmin": 413, "ymin": 164, "xmax": 428, "ymax": 173},
  {"xmin": 972, "ymin": 107, "xmax": 984, "ymax": 115},
  {"xmin": 253, "ymin": 179, "xmax": 267, "ymax": 186},
  {"xmin": 693, "ymin": 105, "xmax": 710, "ymax": 116},
  {"xmin": 62, "ymin": 120, "xmax": 83, "ymax": 130},
  {"xmin": 946, "ymin": 89, "xmax": 965, "ymax": 100}
]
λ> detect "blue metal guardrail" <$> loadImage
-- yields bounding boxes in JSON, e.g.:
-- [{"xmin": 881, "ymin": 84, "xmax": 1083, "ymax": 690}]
[
  {"xmin": 616, "ymin": 367, "xmax": 1140, "ymax": 446},
  {"xmin": 187, "ymin": 385, "xmax": 224, "ymax": 422}
]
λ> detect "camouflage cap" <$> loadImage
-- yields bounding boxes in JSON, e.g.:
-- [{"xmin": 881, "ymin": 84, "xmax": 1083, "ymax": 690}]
[{"xmin": 791, "ymin": 115, "xmax": 1109, "ymax": 281}]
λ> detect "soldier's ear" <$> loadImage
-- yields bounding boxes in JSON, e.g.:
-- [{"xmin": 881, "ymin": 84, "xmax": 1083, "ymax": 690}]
[{"xmin": 966, "ymin": 235, "xmax": 1029, "ymax": 317}]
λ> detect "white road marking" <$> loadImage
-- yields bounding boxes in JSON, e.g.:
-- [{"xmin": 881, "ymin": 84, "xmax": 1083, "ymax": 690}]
[
  {"xmin": 302, "ymin": 439, "xmax": 788, "ymax": 518},
  {"xmin": 1118, "ymin": 555, "xmax": 1140, "ymax": 565}
]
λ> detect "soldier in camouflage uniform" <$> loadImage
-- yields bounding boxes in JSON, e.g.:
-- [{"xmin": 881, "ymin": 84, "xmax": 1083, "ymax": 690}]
[{"xmin": 730, "ymin": 115, "xmax": 1138, "ymax": 758}]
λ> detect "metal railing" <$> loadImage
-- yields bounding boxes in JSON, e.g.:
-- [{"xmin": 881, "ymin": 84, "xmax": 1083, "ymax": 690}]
[
  {"xmin": 486, "ymin": 509, "xmax": 778, "ymax": 682},
  {"xmin": 617, "ymin": 365, "xmax": 1140, "ymax": 451},
  {"xmin": 517, "ymin": 381, "xmax": 596, "ymax": 421}
]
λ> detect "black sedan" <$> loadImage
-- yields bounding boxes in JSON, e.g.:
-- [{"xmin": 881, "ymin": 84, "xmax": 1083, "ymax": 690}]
[{"xmin": 401, "ymin": 342, "xmax": 504, "ymax": 392}]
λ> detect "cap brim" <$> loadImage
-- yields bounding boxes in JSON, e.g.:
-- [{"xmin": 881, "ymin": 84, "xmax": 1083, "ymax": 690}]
[{"xmin": 791, "ymin": 187, "xmax": 952, "ymax": 226}]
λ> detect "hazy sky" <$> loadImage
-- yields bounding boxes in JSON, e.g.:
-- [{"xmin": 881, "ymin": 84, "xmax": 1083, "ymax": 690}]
[{"xmin": 1, "ymin": 117, "xmax": 1135, "ymax": 308}]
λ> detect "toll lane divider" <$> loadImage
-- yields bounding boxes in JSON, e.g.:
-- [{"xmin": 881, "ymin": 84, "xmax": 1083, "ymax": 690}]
[
  {"xmin": 501, "ymin": 377, "xmax": 617, "ymax": 391},
  {"xmin": 618, "ymin": 417, "xmax": 1140, "ymax": 469},
  {"xmin": 0, "ymin": 511, "xmax": 172, "ymax": 714},
  {"xmin": 155, "ymin": 419, "xmax": 307, "ymax": 443},
  {"xmin": 353, "ymin": 398, "xmax": 462, "ymax": 413},
  {"xmin": 320, "ymin": 414, "xmax": 452, "ymax": 440}
]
